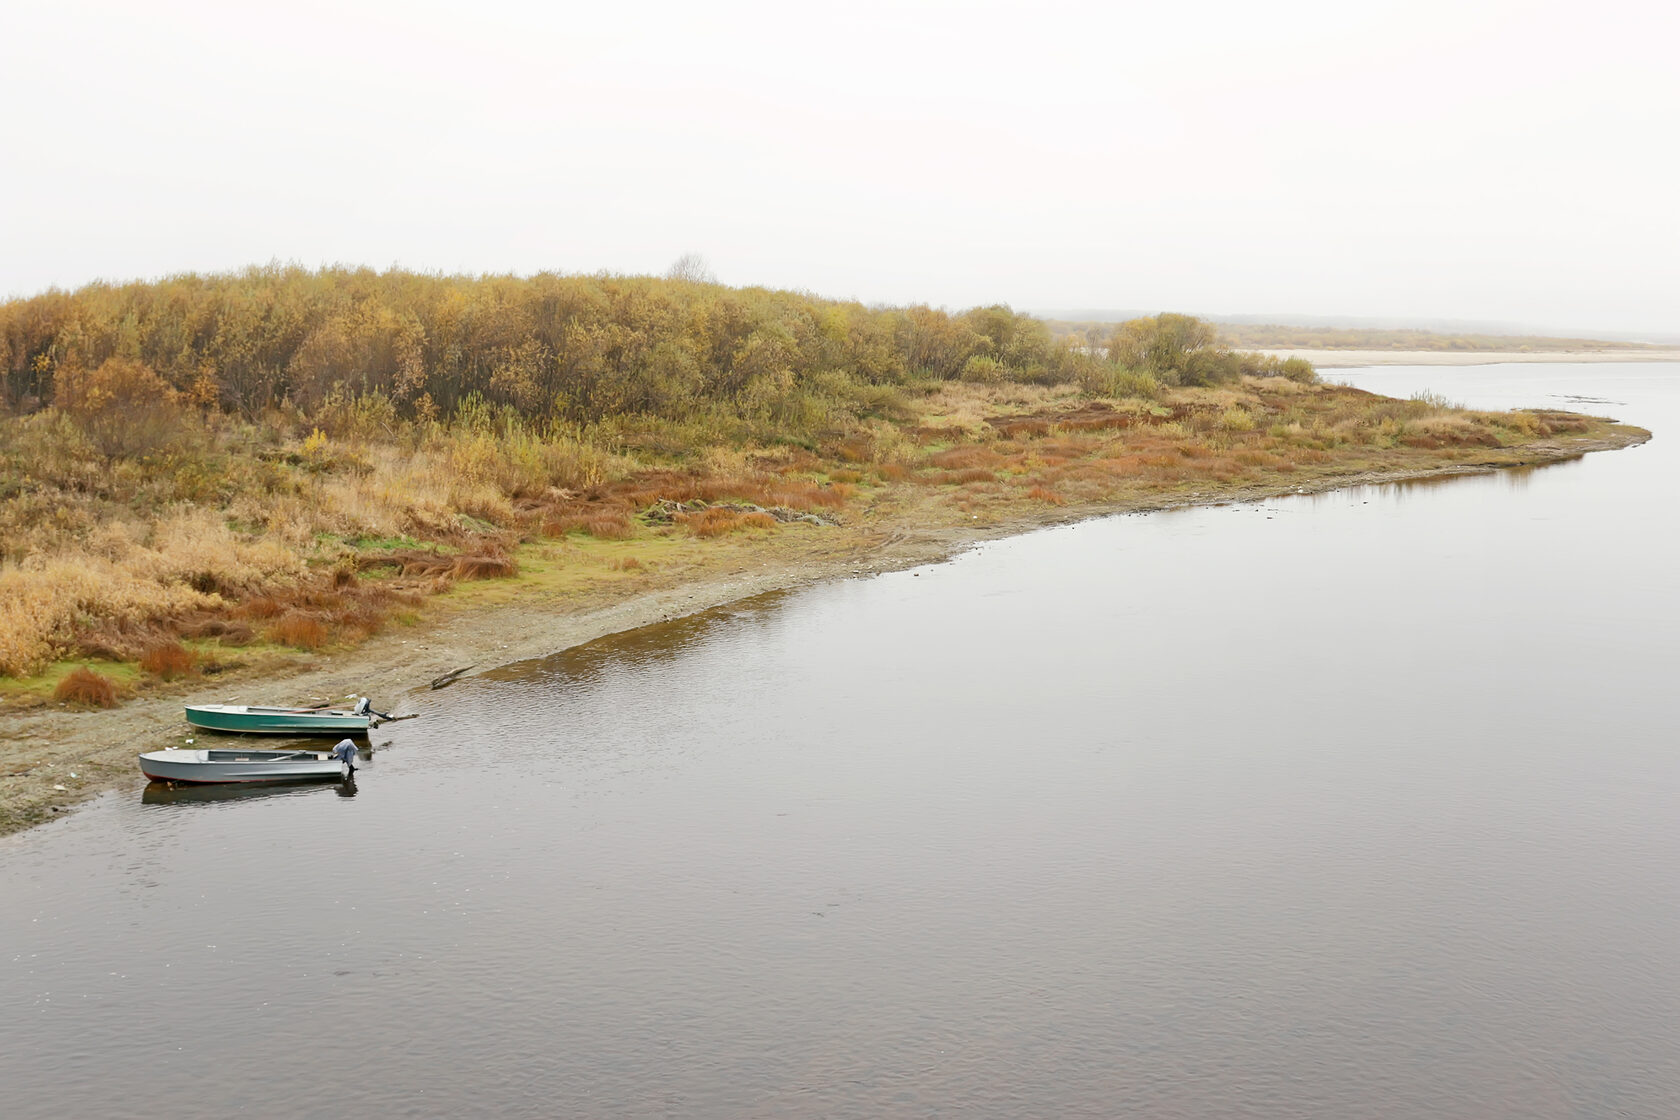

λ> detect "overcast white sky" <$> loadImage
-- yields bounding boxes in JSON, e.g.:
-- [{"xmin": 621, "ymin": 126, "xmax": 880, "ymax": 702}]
[{"xmin": 3, "ymin": 0, "xmax": 1675, "ymax": 334}]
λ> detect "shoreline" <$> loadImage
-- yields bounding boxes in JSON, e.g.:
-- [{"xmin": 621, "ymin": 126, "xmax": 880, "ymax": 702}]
[
  {"xmin": 0, "ymin": 424, "xmax": 1650, "ymax": 839},
  {"xmin": 1263, "ymin": 348, "xmax": 1680, "ymax": 368}
]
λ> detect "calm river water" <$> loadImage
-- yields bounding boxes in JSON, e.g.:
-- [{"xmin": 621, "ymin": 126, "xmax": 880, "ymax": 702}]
[{"xmin": 3, "ymin": 364, "xmax": 1677, "ymax": 1118}]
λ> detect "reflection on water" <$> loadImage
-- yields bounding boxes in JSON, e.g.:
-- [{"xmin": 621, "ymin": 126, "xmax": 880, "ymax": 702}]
[
  {"xmin": 480, "ymin": 589, "xmax": 797, "ymax": 688},
  {"xmin": 141, "ymin": 776, "xmax": 358, "ymax": 807},
  {"xmin": 2, "ymin": 363, "xmax": 1678, "ymax": 1120}
]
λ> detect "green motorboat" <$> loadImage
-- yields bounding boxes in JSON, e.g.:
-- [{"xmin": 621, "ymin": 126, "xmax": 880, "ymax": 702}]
[{"xmin": 184, "ymin": 697, "xmax": 380, "ymax": 735}]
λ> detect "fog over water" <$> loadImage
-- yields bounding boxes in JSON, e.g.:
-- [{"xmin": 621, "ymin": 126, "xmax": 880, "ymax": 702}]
[
  {"xmin": 2, "ymin": 363, "xmax": 1677, "ymax": 1118},
  {"xmin": 3, "ymin": 2, "xmax": 1677, "ymax": 334}
]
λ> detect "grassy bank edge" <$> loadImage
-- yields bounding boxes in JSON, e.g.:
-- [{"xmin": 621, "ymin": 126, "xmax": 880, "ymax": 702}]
[{"xmin": 0, "ymin": 420, "xmax": 1650, "ymax": 840}]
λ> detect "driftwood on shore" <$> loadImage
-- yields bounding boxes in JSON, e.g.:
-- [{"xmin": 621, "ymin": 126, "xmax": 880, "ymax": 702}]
[
  {"xmin": 643, "ymin": 498, "xmax": 840, "ymax": 527},
  {"xmin": 430, "ymin": 666, "xmax": 474, "ymax": 690}
]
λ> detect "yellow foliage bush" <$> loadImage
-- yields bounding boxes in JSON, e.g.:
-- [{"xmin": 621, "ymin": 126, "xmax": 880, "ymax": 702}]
[
  {"xmin": 53, "ymin": 357, "xmax": 186, "ymax": 458},
  {"xmin": 1217, "ymin": 406, "xmax": 1257, "ymax": 432}
]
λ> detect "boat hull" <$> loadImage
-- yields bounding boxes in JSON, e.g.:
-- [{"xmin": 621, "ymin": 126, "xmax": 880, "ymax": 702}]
[
  {"xmin": 139, "ymin": 749, "xmax": 348, "ymax": 784},
  {"xmin": 184, "ymin": 704, "xmax": 372, "ymax": 735}
]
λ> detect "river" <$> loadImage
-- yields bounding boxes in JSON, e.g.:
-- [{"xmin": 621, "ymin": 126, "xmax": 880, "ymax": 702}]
[{"xmin": 3, "ymin": 363, "xmax": 1676, "ymax": 1118}]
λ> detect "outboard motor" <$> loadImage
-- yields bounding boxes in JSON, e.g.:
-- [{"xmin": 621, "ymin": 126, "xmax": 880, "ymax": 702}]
[
  {"xmin": 352, "ymin": 697, "xmax": 371, "ymax": 716},
  {"xmin": 330, "ymin": 738, "xmax": 358, "ymax": 778}
]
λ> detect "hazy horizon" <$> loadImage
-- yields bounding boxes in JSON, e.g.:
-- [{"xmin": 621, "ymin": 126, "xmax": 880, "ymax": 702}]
[{"xmin": 3, "ymin": 1, "xmax": 1674, "ymax": 336}]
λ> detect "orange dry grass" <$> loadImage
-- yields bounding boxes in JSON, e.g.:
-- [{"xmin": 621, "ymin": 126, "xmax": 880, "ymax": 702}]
[
  {"xmin": 452, "ymin": 554, "xmax": 518, "ymax": 579},
  {"xmin": 238, "ymin": 596, "xmax": 286, "ymax": 619},
  {"xmin": 927, "ymin": 468, "xmax": 997, "ymax": 486},
  {"xmin": 54, "ymin": 666, "xmax": 118, "ymax": 708},
  {"xmin": 675, "ymin": 508, "xmax": 779, "ymax": 538},
  {"xmin": 581, "ymin": 513, "xmax": 634, "ymax": 540},
  {"xmin": 1027, "ymin": 486, "xmax": 1066, "ymax": 506},
  {"xmin": 542, "ymin": 511, "xmax": 635, "ymax": 540},
  {"xmin": 270, "ymin": 613, "xmax": 328, "ymax": 650},
  {"xmin": 139, "ymin": 641, "xmax": 198, "ymax": 679},
  {"xmin": 926, "ymin": 447, "xmax": 1002, "ymax": 470}
]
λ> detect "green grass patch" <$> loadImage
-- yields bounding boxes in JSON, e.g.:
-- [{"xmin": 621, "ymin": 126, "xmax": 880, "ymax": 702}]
[{"xmin": 0, "ymin": 659, "xmax": 142, "ymax": 704}]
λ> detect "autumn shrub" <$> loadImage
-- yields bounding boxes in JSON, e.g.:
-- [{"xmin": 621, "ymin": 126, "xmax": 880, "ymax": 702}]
[
  {"xmin": 53, "ymin": 357, "xmax": 187, "ymax": 458},
  {"xmin": 54, "ymin": 666, "xmax": 118, "ymax": 708},
  {"xmin": 1082, "ymin": 367, "xmax": 1163, "ymax": 400},
  {"xmin": 139, "ymin": 640, "xmax": 198, "ymax": 679},
  {"xmin": 1217, "ymin": 406, "xmax": 1257, "ymax": 432},
  {"xmin": 1279, "ymin": 357, "xmax": 1317, "ymax": 384}
]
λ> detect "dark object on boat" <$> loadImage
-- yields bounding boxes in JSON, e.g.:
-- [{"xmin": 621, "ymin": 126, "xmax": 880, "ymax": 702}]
[{"xmin": 330, "ymin": 738, "xmax": 357, "ymax": 776}]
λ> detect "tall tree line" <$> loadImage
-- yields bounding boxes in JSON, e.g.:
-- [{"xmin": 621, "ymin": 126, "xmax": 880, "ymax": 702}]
[{"xmin": 0, "ymin": 266, "xmax": 1084, "ymax": 423}]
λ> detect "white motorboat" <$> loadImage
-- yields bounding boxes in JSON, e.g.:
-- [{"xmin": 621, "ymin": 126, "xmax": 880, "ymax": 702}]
[{"xmin": 139, "ymin": 746, "xmax": 355, "ymax": 784}]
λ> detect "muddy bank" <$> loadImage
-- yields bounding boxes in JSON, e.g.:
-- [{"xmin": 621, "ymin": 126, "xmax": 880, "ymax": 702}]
[{"xmin": 0, "ymin": 426, "xmax": 1650, "ymax": 837}]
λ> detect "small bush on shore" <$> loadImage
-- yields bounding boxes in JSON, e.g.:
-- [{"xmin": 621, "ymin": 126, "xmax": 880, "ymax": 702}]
[{"xmin": 54, "ymin": 666, "xmax": 118, "ymax": 708}]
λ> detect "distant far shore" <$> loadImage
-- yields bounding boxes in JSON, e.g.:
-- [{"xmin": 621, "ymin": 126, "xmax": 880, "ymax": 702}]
[{"xmin": 1263, "ymin": 348, "xmax": 1680, "ymax": 368}]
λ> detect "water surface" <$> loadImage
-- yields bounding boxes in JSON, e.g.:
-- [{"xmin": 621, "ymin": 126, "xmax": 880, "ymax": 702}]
[{"xmin": 3, "ymin": 364, "xmax": 1677, "ymax": 1118}]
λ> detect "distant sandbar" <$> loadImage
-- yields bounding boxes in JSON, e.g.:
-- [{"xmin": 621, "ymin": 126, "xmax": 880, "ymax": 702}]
[{"xmin": 1265, "ymin": 349, "xmax": 1680, "ymax": 368}]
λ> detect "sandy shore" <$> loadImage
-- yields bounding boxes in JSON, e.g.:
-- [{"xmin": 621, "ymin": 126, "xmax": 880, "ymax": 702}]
[
  {"xmin": 0, "ymin": 426, "xmax": 1652, "ymax": 837},
  {"xmin": 1264, "ymin": 348, "xmax": 1680, "ymax": 368}
]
